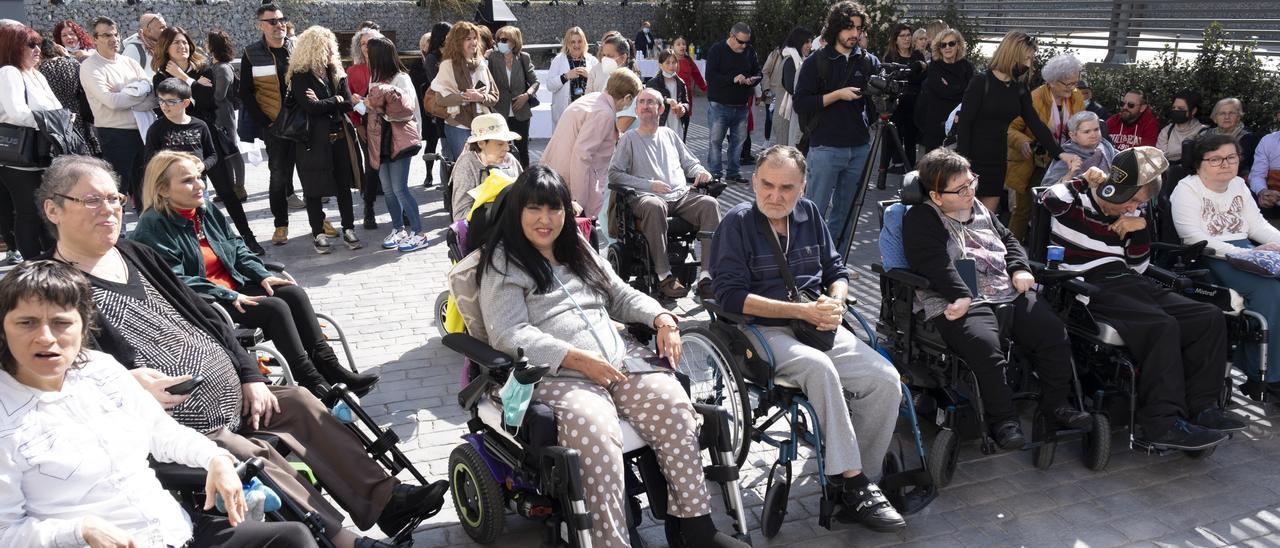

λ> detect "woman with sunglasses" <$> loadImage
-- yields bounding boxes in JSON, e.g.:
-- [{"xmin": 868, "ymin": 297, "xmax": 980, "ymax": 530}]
[
  {"xmin": 902, "ymin": 148, "xmax": 1088, "ymax": 450},
  {"xmin": 913, "ymin": 28, "xmax": 973, "ymax": 153},
  {"xmin": 0, "ymin": 24, "xmax": 61, "ymax": 261}
]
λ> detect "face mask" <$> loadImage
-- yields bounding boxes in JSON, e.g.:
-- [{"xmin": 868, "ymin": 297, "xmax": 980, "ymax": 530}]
[
  {"xmin": 496, "ymin": 42, "xmax": 510, "ymax": 55},
  {"xmin": 662, "ymin": 69, "xmax": 676, "ymax": 78},
  {"xmin": 66, "ymin": 44, "xmax": 81, "ymax": 53},
  {"xmin": 1170, "ymin": 110, "xmax": 1189, "ymax": 124},
  {"xmin": 599, "ymin": 56, "xmax": 618, "ymax": 74},
  {"xmin": 1011, "ymin": 63, "xmax": 1029, "ymax": 78},
  {"xmin": 643, "ymin": 28, "xmax": 650, "ymax": 34},
  {"xmin": 499, "ymin": 371, "xmax": 534, "ymax": 428}
]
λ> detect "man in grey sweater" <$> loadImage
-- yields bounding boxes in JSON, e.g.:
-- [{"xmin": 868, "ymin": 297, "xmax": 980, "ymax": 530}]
[{"xmin": 609, "ymin": 88, "xmax": 721, "ymax": 298}]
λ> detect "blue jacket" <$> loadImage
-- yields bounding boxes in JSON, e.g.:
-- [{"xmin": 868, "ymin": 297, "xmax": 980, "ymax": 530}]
[
  {"xmin": 793, "ymin": 44, "xmax": 878, "ymax": 148},
  {"xmin": 710, "ymin": 199, "xmax": 849, "ymax": 325}
]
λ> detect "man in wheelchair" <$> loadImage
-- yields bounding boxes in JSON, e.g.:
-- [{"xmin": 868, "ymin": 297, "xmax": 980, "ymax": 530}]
[
  {"xmin": 709, "ymin": 145, "xmax": 906, "ymax": 532},
  {"xmin": 608, "ymin": 88, "xmax": 721, "ymax": 299},
  {"xmin": 1039, "ymin": 146, "xmax": 1246, "ymax": 450}
]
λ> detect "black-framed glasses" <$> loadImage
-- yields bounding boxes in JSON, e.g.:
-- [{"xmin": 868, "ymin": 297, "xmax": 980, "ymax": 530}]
[
  {"xmin": 95, "ymin": 31, "xmax": 119, "ymax": 39},
  {"xmin": 55, "ymin": 192, "xmax": 125, "ymax": 209},
  {"xmin": 937, "ymin": 175, "xmax": 979, "ymax": 197},
  {"xmin": 1204, "ymin": 154, "xmax": 1240, "ymax": 167},
  {"xmin": 940, "ymin": 40, "xmax": 958, "ymax": 48},
  {"xmin": 158, "ymin": 98, "xmax": 185, "ymax": 106},
  {"xmin": 1123, "ymin": 101, "xmax": 1140, "ymax": 109},
  {"xmin": 259, "ymin": 17, "xmax": 289, "ymax": 26}
]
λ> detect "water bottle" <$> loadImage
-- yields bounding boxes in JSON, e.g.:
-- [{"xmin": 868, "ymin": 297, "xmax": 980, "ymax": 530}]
[{"xmin": 1047, "ymin": 245, "xmax": 1064, "ymax": 270}]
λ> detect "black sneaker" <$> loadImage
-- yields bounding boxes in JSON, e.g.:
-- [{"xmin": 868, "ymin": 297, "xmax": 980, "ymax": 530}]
[
  {"xmin": 376, "ymin": 481, "xmax": 450, "ymax": 537},
  {"xmin": 1136, "ymin": 419, "xmax": 1227, "ymax": 450},
  {"xmin": 837, "ymin": 479, "xmax": 907, "ymax": 532},
  {"xmin": 244, "ymin": 236, "xmax": 266, "ymax": 257},
  {"xmin": 1049, "ymin": 406, "xmax": 1092, "ymax": 430},
  {"xmin": 993, "ymin": 419, "xmax": 1027, "ymax": 450},
  {"xmin": 725, "ymin": 175, "xmax": 749, "ymax": 185},
  {"xmin": 1191, "ymin": 407, "xmax": 1246, "ymax": 432}
]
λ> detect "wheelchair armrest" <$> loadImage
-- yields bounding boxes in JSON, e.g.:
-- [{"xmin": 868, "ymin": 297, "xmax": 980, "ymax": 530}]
[
  {"xmin": 1150, "ymin": 240, "xmax": 1208, "ymax": 261},
  {"xmin": 1145, "ymin": 264, "xmax": 1198, "ymax": 292},
  {"xmin": 606, "ymin": 182, "xmax": 639, "ymax": 198},
  {"xmin": 694, "ymin": 179, "xmax": 727, "ymax": 198},
  {"xmin": 236, "ymin": 327, "xmax": 265, "ymax": 348},
  {"xmin": 261, "ymin": 260, "xmax": 288, "ymax": 273},
  {"xmin": 150, "ymin": 459, "xmax": 209, "ymax": 491},
  {"xmin": 872, "ymin": 265, "xmax": 931, "ymax": 290},
  {"xmin": 702, "ymin": 298, "xmax": 750, "ymax": 325},
  {"xmin": 442, "ymin": 333, "xmax": 514, "ymax": 370}
]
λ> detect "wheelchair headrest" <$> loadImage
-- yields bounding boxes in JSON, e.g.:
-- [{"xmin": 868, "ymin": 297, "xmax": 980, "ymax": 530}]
[{"xmin": 900, "ymin": 171, "xmax": 925, "ymax": 206}]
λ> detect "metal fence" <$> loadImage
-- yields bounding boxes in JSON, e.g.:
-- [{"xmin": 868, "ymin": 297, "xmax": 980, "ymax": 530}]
[{"xmin": 900, "ymin": 0, "xmax": 1280, "ymax": 62}]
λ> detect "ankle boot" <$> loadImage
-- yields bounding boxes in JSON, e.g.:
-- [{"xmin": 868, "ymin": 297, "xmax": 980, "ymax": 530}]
[
  {"xmin": 312, "ymin": 342, "xmax": 380, "ymax": 396},
  {"xmin": 288, "ymin": 355, "xmax": 332, "ymax": 400},
  {"xmin": 671, "ymin": 515, "xmax": 749, "ymax": 548}
]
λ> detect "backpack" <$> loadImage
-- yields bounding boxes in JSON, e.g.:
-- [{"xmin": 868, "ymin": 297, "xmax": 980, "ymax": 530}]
[
  {"xmin": 227, "ymin": 70, "xmax": 243, "ymax": 111},
  {"xmin": 796, "ymin": 51, "xmax": 870, "ymax": 153}
]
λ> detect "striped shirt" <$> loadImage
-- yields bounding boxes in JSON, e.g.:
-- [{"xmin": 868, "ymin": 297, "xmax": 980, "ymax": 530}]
[{"xmin": 1039, "ymin": 177, "xmax": 1151, "ymax": 273}]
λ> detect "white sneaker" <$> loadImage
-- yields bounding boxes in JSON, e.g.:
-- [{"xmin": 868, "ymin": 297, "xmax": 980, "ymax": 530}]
[
  {"xmin": 313, "ymin": 234, "xmax": 332, "ymax": 254},
  {"xmin": 382, "ymin": 229, "xmax": 407, "ymax": 249},
  {"xmin": 397, "ymin": 232, "xmax": 428, "ymax": 253},
  {"xmin": 342, "ymin": 228, "xmax": 363, "ymax": 250}
]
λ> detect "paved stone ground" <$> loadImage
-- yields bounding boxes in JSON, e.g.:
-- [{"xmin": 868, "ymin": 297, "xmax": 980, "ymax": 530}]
[{"xmin": 132, "ymin": 96, "xmax": 1280, "ymax": 547}]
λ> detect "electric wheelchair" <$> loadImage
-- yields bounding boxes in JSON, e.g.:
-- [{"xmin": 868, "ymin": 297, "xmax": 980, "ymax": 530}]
[
  {"xmin": 439, "ymin": 250, "xmax": 751, "ymax": 548},
  {"xmin": 604, "ymin": 179, "xmax": 727, "ymax": 297},
  {"xmin": 872, "ymin": 172, "xmax": 1106, "ymax": 488}
]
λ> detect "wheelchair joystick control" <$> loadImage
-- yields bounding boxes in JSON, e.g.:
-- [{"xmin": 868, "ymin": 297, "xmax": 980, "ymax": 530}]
[{"xmin": 1047, "ymin": 245, "xmax": 1064, "ymax": 270}]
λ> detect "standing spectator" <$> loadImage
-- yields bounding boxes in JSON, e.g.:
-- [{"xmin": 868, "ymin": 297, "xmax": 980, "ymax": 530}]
[
  {"xmin": 793, "ymin": 1, "xmax": 878, "ymax": 250},
  {"xmin": 365, "ymin": 37, "xmax": 428, "ymax": 253},
  {"xmin": 409, "ymin": 22, "xmax": 450, "ymax": 187},
  {"xmin": 430, "ymin": 21, "xmax": 499, "ymax": 166},
  {"xmin": 1202, "ymin": 97, "xmax": 1257, "ymax": 178},
  {"xmin": 149, "ymin": 26, "xmax": 206, "ymax": 109},
  {"xmin": 1249, "ymin": 128, "xmax": 1280, "ymax": 215},
  {"xmin": 0, "ymin": 24, "xmax": 60, "ymax": 261},
  {"xmin": 911, "ymin": 28, "xmax": 929, "ymax": 60},
  {"xmin": 541, "ymin": 68, "xmax": 643, "ymax": 218},
  {"xmin": 1078, "ymin": 80, "xmax": 1108, "ymax": 121},
  {"xmin": 634, "ymin": 21, "xmax": 655, "ymax": 59},
  {"xmin": 547, "ymin": 26, "xmax": 595, "ymax": 127},
  {"xmin": 488, "ymin": 25, "xmax": 539, "ymax": 169},
  {"xmin": 1155, "ymin": 90, "xmax": 1205, "ymax": 164},
  {"xmin": 52, "ymin": 19, "xmax": 93, "ymax": 61},
  {"xmin": 80, "ymin": 16, "xmax": 156, "ymax": 210},
  {"xmin": 956, "ymin": 31, "xmax": 1076, "ymax": 213},
  {"xmin": 1106, "ymin": 89, "xmax": 1159, "ymax": 151},
  {"xmin": 586, "ymin": 32, "xmax": 632, "ymax": 94},
  {"xmin": 38, "ymin": 39, "xmax": 100, "ymax": 157},
  {"xmin": 645, "ymin": 49, "xmax": 689, "ymax": 138},
  {"xmin": 1003, "ymin": 53, "xmax": 1084, "ymax": 240},
  {"xmin": 881, "ymin": 23, "xmax": 926, "ymax": 172},
  {"xmin": 671, "ymin": 36, "xmax": 707, "ymax": 141},
  {"xmin": 120, "ymin": 12, "xmax": 166, "ymax": 79},
  {"xmin": 242, "ymin": 3, "xmax": 304, "ymax": 246},
  {"xmin": 704, "ymin": 22, "xmax": 761, "ymax": 184},
  {"xmin": 345, "ymin": 27, "xmax": 385, "ymax": 230},
  {"xmin": 914, "ymin": 28, "xmax": 973, "ymax": 153},
  {"xmin": 770, "ymin": 27, "xmax": 812, "ymax": 148},
  {"xmin": 143, "ymin": 79, "xmax": 217, "ymax": 181},
  {"xmin": 287, "ymin": 25, "xmax": 363, "ymax": 254},
  {"xmin": 206, "ymin": 31, "xmax": 246, "ymax": 203}
]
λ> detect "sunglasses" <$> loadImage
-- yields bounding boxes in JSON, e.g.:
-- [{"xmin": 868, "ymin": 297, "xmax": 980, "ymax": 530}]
[
  {"xmin": 1123, "ymin": 102, "xmax": 1141, "ymax": 109},
  {"xmin": 259, "ymin": 17, "xmax": 289, "ymax": 26},
  {"xmin": 940, "ymin": 40, "xmax": 959, "ymax": 48},
  {"xmin": 26, "ymin": 41, "xmax": 39, "ymax": 50}
]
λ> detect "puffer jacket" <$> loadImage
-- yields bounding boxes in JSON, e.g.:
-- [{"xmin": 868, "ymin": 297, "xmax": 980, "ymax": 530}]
[{"xmin": 366, "ymin": 77, "xmax": 422, "ymax": 170}]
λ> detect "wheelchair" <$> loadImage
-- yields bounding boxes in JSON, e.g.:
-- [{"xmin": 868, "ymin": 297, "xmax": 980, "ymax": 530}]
[
  {"xmin": 871, "ymin": 172, "xmax": 1105, "ymax": 488},
  {"xmin": 439, "ymin": 254, "xmax": 751, "ymax": 548},
  {"xmin": 604, "ymin": 179, "xmax": 727, "ymax": 297}
]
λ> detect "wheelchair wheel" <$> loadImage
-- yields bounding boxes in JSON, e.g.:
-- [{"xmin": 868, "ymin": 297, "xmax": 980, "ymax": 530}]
[
  {"xmin": 1082, "ymin": 414, "xmax": 1111, "ymax": 471},
  {"xmin": 1031, "ymin": 413, "xmax": 1056, "ymax": 470},
  {"xmin": 449, "ymin": 443, "xmax": 505, "ymax": 543},
  {"xmin": 927, "ymin": 428, "xmax": 960, "ymax": 488},
  {"xmin": 434, "ymin": 291, "xmax": 451, "ymax": 339},
  {"xmin": 605, "ymin": 244, "xmax": 628, "ymax": 281},
  {"xmin": 679, "ymin": 325, "xmax": 752, "ymax": 469},
  {"xmin": 760, "ymin": 467, "xmax": 790, "ymax": 538}
]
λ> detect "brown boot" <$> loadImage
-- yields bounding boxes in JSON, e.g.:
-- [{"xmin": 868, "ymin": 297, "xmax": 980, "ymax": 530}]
[{"xmin": 659, "ymin": 275, "xmax": 689, "ymax": 298}]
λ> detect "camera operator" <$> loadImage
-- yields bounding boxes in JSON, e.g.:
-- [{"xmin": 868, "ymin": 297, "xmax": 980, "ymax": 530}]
[{"xmin": 793, "ymin": 0, "xmax": 880, "ymax": 252}]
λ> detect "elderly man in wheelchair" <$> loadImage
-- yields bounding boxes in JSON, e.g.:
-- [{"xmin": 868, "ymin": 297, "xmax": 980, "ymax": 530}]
[
  {"xmin": 1038, "ymin": 146, "xmax": 1246, "ymax": 450},
  {"xmin": 708, "ymin": 145, "xmax": 906, "ymax": 532},
  {"xmin": 607, "ymin": 88, "xmax": 723, "ymax": 299},
  {"xmin": 446, "ymin": 166, "xmax": 749, "ymax": 548}
]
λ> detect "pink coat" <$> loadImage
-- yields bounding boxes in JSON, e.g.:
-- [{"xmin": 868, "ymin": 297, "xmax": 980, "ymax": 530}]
[
  {"xmin": 540, "ymin": 92, "xmax": 619, "ymax": 218},
  {"xmin": 365, "ymin": 79, "xmax": 421, "ymax": 170}
]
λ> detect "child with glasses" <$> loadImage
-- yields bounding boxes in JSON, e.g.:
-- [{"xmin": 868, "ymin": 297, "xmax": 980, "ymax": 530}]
[{"xmin": 144, "ymin": 77, "xmax": 217, "ymax": 176}]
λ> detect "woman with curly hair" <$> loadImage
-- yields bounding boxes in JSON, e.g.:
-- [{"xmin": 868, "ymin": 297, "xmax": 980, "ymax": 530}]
[
  {"xmin": 52, "ymin": 19, "xmax": 93, "ymax": 61},
  {"xmin": 428, "ymin": 21, "xmax": 497, "ymax": 164},
  {"xmin": 287, "ymin": 26, "xmax": 363, "ymax": 254}
]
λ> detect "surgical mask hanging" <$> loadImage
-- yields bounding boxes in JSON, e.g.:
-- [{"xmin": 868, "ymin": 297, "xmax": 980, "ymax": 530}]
[
  {"xmin": 497, "ymin": 42, "xmax": 511, "ymax": 55},
  {"xmin": 499, "ymin": 371, "xmax": 535, "ymax": 428}
]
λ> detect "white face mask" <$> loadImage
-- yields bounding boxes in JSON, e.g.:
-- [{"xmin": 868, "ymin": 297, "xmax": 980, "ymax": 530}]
[
  {"xmin": 599, "ymin": 56, "xmax": 618, "ymax": 74},
  {"xmin": 642, "ymin": 28, "xmax": 650, "ymax": 34},
  {"xmin": 66, "ymin": 44, "xmax": 81, "ymax": 52},
  {"xmin": 496, "ymin": 42, "xmax": 510, "ymax": 55}
]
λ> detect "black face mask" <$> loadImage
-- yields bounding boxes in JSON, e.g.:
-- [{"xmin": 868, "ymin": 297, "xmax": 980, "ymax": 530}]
[
  {"xmin": 1170, "ymin": 110, "xmax": 1189, "ymax": 124},
  {"xmin": 1011, "ymin": 63, "xmax": 1029, "ymax": 79}
]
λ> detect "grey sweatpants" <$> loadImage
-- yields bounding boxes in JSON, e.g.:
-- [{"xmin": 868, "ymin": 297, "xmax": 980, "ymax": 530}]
[
  {"xmin": 742, "ymin": 324, "xmax": 901, "ymax": 479},
  {"xmin": 629, "ymin": 192, "xmax": 720, "ymax": 276}
]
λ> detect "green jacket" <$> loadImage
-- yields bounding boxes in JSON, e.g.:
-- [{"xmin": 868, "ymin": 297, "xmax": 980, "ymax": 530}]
[{"xmin": 129, "ymin": 202, "xmax": 272, "ymax": 303}]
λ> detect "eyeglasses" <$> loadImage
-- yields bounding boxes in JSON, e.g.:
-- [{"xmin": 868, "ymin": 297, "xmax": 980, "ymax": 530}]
[
  {"xmin": 1056, "ymin": 79, "xmax": 1079, "ymax": 88},
  {"xmin": 940, "ymin": 40, "xmax": 958, "ymax": 48},
  {"xmin": 55, "ymin": 192, "xmax": 125, "ymax": 209},
  {"xmin": 1204, "ymin": 154, "xmax": 1240, "ymax": 167},
  {"xmin": 259, "ymin": 17, "xmax": 289, "ymax": 26},
  {"xmin": 1123, "ymin": 102, "xmax": 1141, "ymax": 109},
  {"xmin": 937, "ymin": 175, "xmax": 979, "ymax": 197},
  {"xmin": 1217, "ymin": 111, "xmax": 1242, "ymax": 118},
  {"xmin": 95, "ymin": 32, "xmax": 118, "ymax": 39},
  {"xmin": 158, "ymin": 98, "xmax": 185, "ymax": 106}
]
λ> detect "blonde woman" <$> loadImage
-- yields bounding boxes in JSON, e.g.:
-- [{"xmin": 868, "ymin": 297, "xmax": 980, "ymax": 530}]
[
  {"xmin": 286, "ymin": 26, "xmax": 363, "ymax": 254},
  {"xmin": 914, "ymin": 28, "xmax": 973, "ymax": 152},
  {"xmin": 429, "ymin": 21, "xmax": 498, "ymax": 164},
  {"xmin": 546, "ymin": 26, "xmax": 597, "ymax": 126}
]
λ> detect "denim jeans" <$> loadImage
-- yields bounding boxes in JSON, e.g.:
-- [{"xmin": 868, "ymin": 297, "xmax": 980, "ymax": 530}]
[
  {"xmin": 378, "ymin": 156, "xmax": 421, "ymax": 233},
  {"xmin": 442, "ymin": 124, "xmax": 471, "ymax": 163},
  {"xmin": 804, "ymin": 144, "xmax": 870, "ymax": 250},
  {"xmin": 706, "ymin": 101, "xmax": 748, "ymax": 179}
]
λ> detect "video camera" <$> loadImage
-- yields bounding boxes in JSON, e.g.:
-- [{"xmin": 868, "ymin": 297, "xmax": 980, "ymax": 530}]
[{"xmin": 864, "ymin": 62, "xmax": 915, "ymax": 98}]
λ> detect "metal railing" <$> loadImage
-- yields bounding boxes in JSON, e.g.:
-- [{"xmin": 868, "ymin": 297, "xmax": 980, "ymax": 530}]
[{"xmin": 901, "ymin": 0, "xmax": 1280, "ymax": 62}]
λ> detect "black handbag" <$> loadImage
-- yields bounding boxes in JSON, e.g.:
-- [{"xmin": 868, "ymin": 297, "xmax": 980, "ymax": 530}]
[
  {"xmin": 754, "ymin": 206, "xmax": 837, "ymax": 351},
  {"xmin": 0, "ymin": 122, "xmax": 42, "ymax": 167},
  {"xmin": 271, "ymin": 92, "xmax": 309, "ymax": 143}
]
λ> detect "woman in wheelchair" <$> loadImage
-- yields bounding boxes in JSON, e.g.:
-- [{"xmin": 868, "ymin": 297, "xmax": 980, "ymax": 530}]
[
  {"xmin": 0, "ymin": 260, "xmax": 316, "ymax": 547},
  {"xmin": 450, "ymin": 113, "xmax": 523, "ymax": 221},
  {"xmin": 1171, "ymin": 132, "xmax": 1280, "ymax": 402},
  {"xmin": 475, "ymin": 167, "xmax": 746, "ymax": 548},
  {"xmin": 903, "ymin": 148, "xmax": 1090, "ymax": 449},
  {"xmin": 130, "ymin": 151, "xmax": 379, "ymax": 398}
]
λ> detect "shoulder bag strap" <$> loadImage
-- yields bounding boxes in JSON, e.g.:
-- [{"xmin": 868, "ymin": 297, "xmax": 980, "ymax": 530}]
[{"xmin": 752, "ymin": 205, "xmax": 801, "ymax": 301}]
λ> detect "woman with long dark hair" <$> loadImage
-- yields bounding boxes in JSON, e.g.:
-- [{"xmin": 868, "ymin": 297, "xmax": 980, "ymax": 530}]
[
  {"xmin": 206, "ymin": 31, "xmax": 247, "ymax": 205},
  {"xmin": 880, "ymin": 22, "xmax": 925, "ymax": 171},
  {"xmin": 475, "ymin": 167, "xmax": 747, "ymax": 548},
  {"xmin": 365, "ymin": 37, "xmax": 427, "ymax": 252},
  {"xmin": 0, "ymin": 24, "xmax": 60, "ymax": 261},
  {"xmin": 771, "ymin": 27, "xmax": 812, "ymax": 148}
]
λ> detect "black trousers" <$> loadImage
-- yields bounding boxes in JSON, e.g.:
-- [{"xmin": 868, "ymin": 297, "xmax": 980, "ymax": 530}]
[
  {"xmin": 506, "ymin": 115, "xmax": 531, "ymax": 169},
  {"xmin": 221, "ymin": 284, "xmax": 323, "ymax": 372},
  {"xmin": 262, "ymin": 133, "xmax": 297, "ymax": 228},
  {"xmin": 188, "ymin": 513, "xmax": 317, "ymax": 547},
  {"xmin": 0, "ymin": 166, "xmax": 51, "ymax": 258},
  {"xmin": 206, "ymin": 163, "xmax": 255, "ymax": 243},
  {"xmin": 97, "ymin": 127, "xmax": 144, "ymax": 209},
  {"xmin": 1087, "ymin": 274, "xmax": 1228, "ymax": 435},
  {"xmin": 931, "ymin": 292, "xmax": 1075, "ymax": 425}
]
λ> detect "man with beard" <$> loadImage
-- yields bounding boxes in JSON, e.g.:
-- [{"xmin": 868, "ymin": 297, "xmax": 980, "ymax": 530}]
[{"xmin": 1107, "ymin": 89, "xmax": 1159, "ymax": 151}]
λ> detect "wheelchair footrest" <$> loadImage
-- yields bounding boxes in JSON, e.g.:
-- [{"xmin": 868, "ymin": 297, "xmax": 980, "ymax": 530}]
[
  {"xmin": 366, "ymin": 430, "xmax": 401, "ymax": 459},
  {"xmin": 702, "ymin": 464, "xmax": 739, "ymax": 484}
]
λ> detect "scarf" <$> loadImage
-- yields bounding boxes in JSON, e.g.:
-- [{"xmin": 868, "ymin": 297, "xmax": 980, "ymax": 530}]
[
  {"xmin": 778, "ymin": 47, "xmax": 804, "ymax": 121},
  {"xmin": 1216, "ymin": 124, "xmax": 1244, "ymax": 140},
  {"xmin": 1049, "ymin": 97, "xmax": 1074, "ymax": 143}
]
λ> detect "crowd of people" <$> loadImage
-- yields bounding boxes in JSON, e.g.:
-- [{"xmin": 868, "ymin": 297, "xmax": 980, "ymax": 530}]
[{"xmin": 2, "ymin": 0, "xmax": 1280, "ymax": 545}]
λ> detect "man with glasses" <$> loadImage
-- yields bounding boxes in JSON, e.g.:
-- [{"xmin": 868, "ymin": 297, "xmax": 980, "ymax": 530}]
[
  {"xmin": 1106, "ymin": 89, "xmax": 1158, "ymax": 151},
  {"xmin": 704, "ymin": 22, "xmax": 761, "ymax": 185},
  {"xmin": 242, "ymin": 3, "xmax": 303, "ymax": 246},
  {"xmin": 79, "ymin": 16, "xmax": 156, "ymax": 212},
  {"xmin": 793, "ymin": 0, "xmax": 879, "ymax": 252},
  {"xmin": 121, "ymin": 12, "xmax": 166, "ymax": 79}
]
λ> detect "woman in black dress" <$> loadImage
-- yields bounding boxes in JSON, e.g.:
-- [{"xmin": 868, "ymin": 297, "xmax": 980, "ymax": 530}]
[{"xmin": 955, "ymin": 31, "xmax": 1080, "ymax": 212}]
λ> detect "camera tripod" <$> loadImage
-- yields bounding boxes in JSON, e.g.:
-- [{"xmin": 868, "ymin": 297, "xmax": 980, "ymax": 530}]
[{"xmin": 835, "ymin": 94, "xmax": 910, "ymax": 263}]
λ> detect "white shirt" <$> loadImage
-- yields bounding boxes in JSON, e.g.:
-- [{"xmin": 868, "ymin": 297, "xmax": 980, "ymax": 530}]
[
  {"xmin": 0, "ymin": 351, "xmax": 233, "ymax": 548},
  {"xmin": 0, "ymin": 66, "xmax": 62, "ymax": 129},
  {"xmin": 1171, "ymin": 174, "xmax": 1280, "ymax": 258}
]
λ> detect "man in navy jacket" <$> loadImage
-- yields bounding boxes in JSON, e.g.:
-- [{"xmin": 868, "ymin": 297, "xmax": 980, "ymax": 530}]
[{"xmin": 704, "ymin": 22, "xmax": 761, "ymax": 184}]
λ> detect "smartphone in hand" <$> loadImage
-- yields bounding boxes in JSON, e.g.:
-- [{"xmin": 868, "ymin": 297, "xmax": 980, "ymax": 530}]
[{"xmin": 166, "ymin": 375, "xmax": 205, "ymax": 395}]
